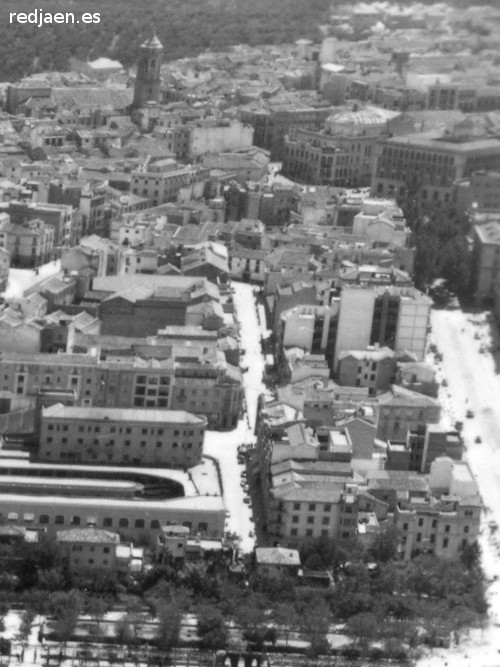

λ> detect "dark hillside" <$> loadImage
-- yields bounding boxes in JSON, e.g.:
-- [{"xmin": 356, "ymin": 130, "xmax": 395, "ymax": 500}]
[{"xmin": 0, "ymin": 0, "xmax": 331, "ymax": 81}]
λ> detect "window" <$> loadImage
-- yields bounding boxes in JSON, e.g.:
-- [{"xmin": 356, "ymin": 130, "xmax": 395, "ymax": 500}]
[
  {"xmin": 432, "ymin": 519, "xmax": 437, "ymax": 528},
  {"xmin": 306, "ymin": 529, "xmax": 313, "ymax": 537},
  {"xmin": 403, "ymin": 523, "xmax": 408, "ymax": 530},
  {"xmin": 55, "ymin": 515, "xmax": 64, "ymax": 525},
  {"xmin": 119, "ymin": 518, "xmax": 129, "ymax": 528},
  {"xmin": 291, "ymin": 528, "xmax": 298, "ymax": 536},
  {"xmin": 430, "ymin": 534, "xmax": 435, "ymax": 544},
  {"xmin": 443, "ymin": 538, "xmax": 449, "ymax": 548},
  {"xmin": 307, "ymin": 517, "xmax": 314, "ymax": 524},
  {"xmin": 293, "ymin": 503, "xmax": 300, "ymax": 511},
  {"xmin": 308, "ymin": 503, "xmax": 316, "ymax": 511},
  {"xmin": 150, "ymin": 520, "xmax": 160, "ymax": 529},
  {"xmin": 135, "ymin": 519, "xmax": 145, "ymax": 529},
  {"xmin": 416, "ymin": 533, "xmax": 422, "ymax": 542},
  {"xmin": 198, "ymin": 522, "xmax": 208, "ymax": 532},
  {"xmin": 324, "ymin": 504, "xmax": 331, "ymax": 512},
  {"xmin": 322, "ymin": 517, "xmax": 329, "ymax": 525},
  {"xmin": 103, "ymin": 517, "xmax": 113, "ymax": 528},
  {"xmin": 39, "ymin": 514, "xmax": 50, "ymax": 524},
  {"xmin": 418, "ymin": 518, "xmax": 424, "ymax": 527},
  {"xmin": 445, "ymin": 524, "xmax": 450, "ymax": 533},
  {"xmin": 292, "ymin": 515, "xmax": 299, "ymax": 524},
  {"xmin": 464, "ymin": 526, "xmax": 469, "ymax": 534},
  {"xmin": 71, "ymin": 516, "xmax": 81, "ymax": 526}
]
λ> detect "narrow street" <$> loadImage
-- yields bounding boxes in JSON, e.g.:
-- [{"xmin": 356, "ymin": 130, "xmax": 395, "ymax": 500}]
[
  {"xmin": 417, "ymin": 308, "xmax": 500, "ymax": 666},
  {"xmin": 203, "ymin": 282, "xmax": 269, "ymax": 553}
]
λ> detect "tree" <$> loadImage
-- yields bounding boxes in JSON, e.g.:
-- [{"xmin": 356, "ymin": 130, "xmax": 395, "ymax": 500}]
[
  {"xmin": 368, "ymin": 526, "xmax": 400, "ymax": 563},
  {"xmin": 333, "ymin": 562, "xmax": 373, "ymax": 618},
  {"xmin": 47, "ymin": 590, "xmax": 84, "ymax": 646},
  {"xmin": 86, "ymin": 597, "xmax": 110, "ymax": 636},
  {"xmin": 157, "ymin": 602, "xmax": 181, "ymax": 651},
  {"xmin": 197, "ymin": 605, "xmax": 227, "ymax": 650},
  {"xmin": 297, "ymin": 596, "xmax": 330, "ymax": 656},
  {"xmin": 16, "ymin": 537, "xmax": 63, "ymax": 589},
  {"xmin": 459, "ymin": 541, "xmax": 481, "ymax": 571},
  {"xmin": 346, "ymin": 612, "xmax": 379, "ymax": 652},
  {"xmin": 272, "ymin": 603, "xmax": 298, "ymax": 647}
]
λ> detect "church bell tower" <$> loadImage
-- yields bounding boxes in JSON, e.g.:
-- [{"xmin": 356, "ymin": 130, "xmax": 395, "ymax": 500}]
[{"xmin": 133, "ymin": 31, "xmax": 163, "ymax": 108}]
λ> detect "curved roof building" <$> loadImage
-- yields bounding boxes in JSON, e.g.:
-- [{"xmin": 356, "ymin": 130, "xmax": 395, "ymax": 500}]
[{"xmin": 325, "ymin": 105, "xmax": 402, "ymax": 137}]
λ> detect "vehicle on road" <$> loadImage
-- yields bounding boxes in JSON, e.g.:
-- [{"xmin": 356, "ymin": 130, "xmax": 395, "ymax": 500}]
[
  {"xmin": 442, "ymin": 379, "xmax": 448, "ymax": 387},
  {"xmin": 243, "ymin": 497, "xmax": 250, "ymax": 504},
  {"xmin": 466, "ymin": 410, "xmax": 474, "ymax": 418},
  {"xmin": 475, "ymin": 436, "xmax": 482, "ymax": 443}
]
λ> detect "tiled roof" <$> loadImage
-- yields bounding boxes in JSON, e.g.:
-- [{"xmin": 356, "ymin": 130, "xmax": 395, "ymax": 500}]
[
  {"xmin": 56, "ymin": 528, "xmax": 120, "ymax": 544},
  {"xmin": 256, "ymin": 547, "xmax": 300, "ymax": 566}
]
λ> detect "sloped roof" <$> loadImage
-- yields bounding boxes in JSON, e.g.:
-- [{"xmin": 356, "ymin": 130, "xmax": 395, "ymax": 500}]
[
  {"xmin": 255, "ymin": 547, "xmax": 300, "ymax": 566},
  {"xmin": 56, "ymin": 528, "xmax": 120, "ymax": 544}
]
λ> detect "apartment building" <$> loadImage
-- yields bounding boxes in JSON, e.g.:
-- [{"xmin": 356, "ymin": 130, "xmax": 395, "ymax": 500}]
[
  {"xmin": 394, "ymin": 457, "xmax": 481, "ymax": 560},
  {"xmin": 337, "ymin": 346, "xmax": 397, "ymax": 392},
  {"xmin": 239, "ymin": 102, "xmax": 333, "ymax": 160},
  {"xmin": 131, "ymin": 159, "xmax": 209, "ymax": 206},
  {"xmin": 39, "ymin": 404, "xmax": 207, "ymax": 468},
  {"xmin": 376, "ymin": 385, "xmax": 441, "ymax": 441},
  {"xmin": 0, "ymin": 460, "xmax": 225, "ymax": 540},
  {"xmin": 57, "ymin": 528, "xmax": 120, "ymax": 570},
  {"xmin": 163, "ymin": 119, "xmax": 253, "ymax": 162},
  {"xmin": 453, "ymin": 171, "xmax": 500, "ymax": 212},
  {"xmin": 2, "ymin": 200, "xmax": 75, "ymax": 246},
  {"xmin": 372, "ymin": 129, "xmax": 500, "ymax": 205},
  {"xmin": 91, "ymin": 275, "xmax": 221, "ymax": 337},
  {"xmin": 283, "ymin": 106, "xmax": 411, "ymax": 187},
  {"xmin": 278, "ymin": 303, "xmax": 339, "ymax": 369},
  {"xmin": 257, "ymin": 421, "xmax": 359, "ymax": 547},
  {"xmin": 47, "ymin": 179, "xmax": 107, "ymax": 238},
  {"xmin": 0, "ymin": 348, "xmax": 243, "ymax": 429},
  {"xmin": 470, "ymin": 221, "xmax": 500, "ymax": 304},
  {"xmin": 0, "ymin": 214, "xmax": 54, "ymax": 268},
  {"xmin": 333, "ymin": 285, "xmax": 431, "ymax": 365},
  {"xmin": 387, "ymin": 431, "xmax": 461, "ymax": 474}
]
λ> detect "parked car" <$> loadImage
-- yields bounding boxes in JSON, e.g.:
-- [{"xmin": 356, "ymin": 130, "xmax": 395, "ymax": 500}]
[{"xmin": 243, "ymin": 498, "xmax": 250, "ymax": 504}]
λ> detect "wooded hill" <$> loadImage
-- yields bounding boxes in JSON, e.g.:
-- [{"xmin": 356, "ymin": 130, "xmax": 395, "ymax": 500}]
[{"xmin": 0, "ymin": 0, "xmax": 331, "ymax": 82}]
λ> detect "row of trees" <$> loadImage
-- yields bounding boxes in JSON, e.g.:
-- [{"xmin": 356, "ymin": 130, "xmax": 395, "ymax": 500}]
[
  {"xmin": 403, "ymin": 192, "xmax": 473, "ymax": 299},
  {"xmin": 2, "ymin": 528, "xmax": 487, "ymax": 656}
]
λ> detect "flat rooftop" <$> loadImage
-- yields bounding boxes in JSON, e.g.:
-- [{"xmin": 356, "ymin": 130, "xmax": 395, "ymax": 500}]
[
  {"xmin": 0, "ymin": 456, "xmax": 221, "ymax": 498},
  {"xmin": 42, "ymin": 403, "xmax": 206, "ymax": 425}
]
